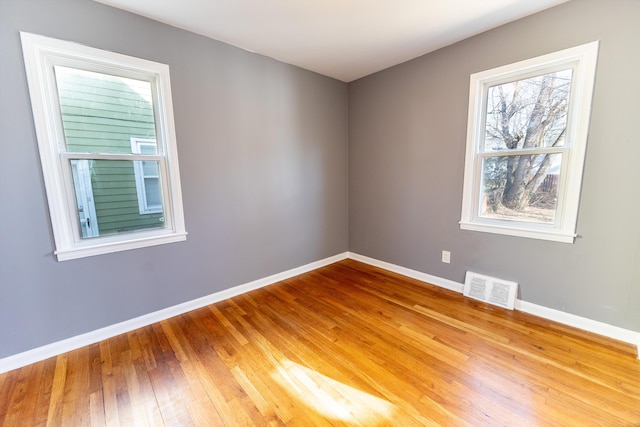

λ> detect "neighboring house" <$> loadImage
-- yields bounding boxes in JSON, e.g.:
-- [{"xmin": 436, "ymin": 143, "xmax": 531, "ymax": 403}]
[{"xmin": 57, "ymin": 67, "xmax": 164, "ymax": 238}]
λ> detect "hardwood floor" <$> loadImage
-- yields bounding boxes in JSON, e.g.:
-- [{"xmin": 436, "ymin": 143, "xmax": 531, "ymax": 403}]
[{"xmin": 1, "ymin": 259, "xmax": 639, "ymax": 426}]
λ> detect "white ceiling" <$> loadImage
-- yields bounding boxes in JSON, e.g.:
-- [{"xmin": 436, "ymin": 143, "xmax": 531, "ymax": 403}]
[{"xmin": 94, "ymin": 0, "xmax": 569, "ymax": 82}]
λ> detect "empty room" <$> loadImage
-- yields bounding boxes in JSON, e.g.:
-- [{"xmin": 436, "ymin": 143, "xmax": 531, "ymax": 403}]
[{"xmin": 1, "ymin": 0, "xmax": 639, "ymax": 425}]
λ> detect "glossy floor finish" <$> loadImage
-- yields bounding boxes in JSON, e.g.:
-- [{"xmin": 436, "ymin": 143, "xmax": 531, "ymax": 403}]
[{"xmin": 1, "ymin": 260, "xmax": 639, "ymax": 426}]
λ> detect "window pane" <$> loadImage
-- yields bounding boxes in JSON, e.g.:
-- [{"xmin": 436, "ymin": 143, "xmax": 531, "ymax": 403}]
[
  {"xmin": 142, "ymin": 160, "xmax": 159, "ymax": 177},
  {"xmin": 483, "ymin": 69, "xmax": 573, "ymax": 152},
  {"xmin": 144, "ymin": 177, "xmax": 162, "ymax": 207},
  {"xmin": 138, "ymin": 143, "xmax": 157, "ymax": 155},
  {"xmin": 55, "ymin": 66, "xmax": 156, "ymax": 154},
  {"xmin": 70, "ymin": 159, "xmax": 165, "ymax": 239},
  {"xmin": 480, "ymin": 154, "xmax": 561, "ymax": 224}
]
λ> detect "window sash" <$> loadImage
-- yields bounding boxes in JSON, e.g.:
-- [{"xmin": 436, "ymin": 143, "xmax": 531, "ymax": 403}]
[
  {"xmin": 472, "ymin": 148, "xmax": 570, "ymax": 227},
  {"xmin": 476, "ymin": 146, "xmax": 568, "ymax": 159}
]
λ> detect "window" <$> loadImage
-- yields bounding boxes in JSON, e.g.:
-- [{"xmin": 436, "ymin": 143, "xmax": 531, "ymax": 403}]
[
  {"xmin": 131, "ymin": 138, "xmax": 163, "ymax": 214},
  {"xmin": 460, "ymin": 42, "xmax": 599, "ymax": 243},
  {"xmin": 21, "ymin": 32, "xmax": 186, "ymax": 260}
]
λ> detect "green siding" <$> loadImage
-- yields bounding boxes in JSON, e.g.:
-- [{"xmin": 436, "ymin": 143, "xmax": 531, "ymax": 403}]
[
  {"xmin": 56, "ymin": 67, "xmax": 164, "ymax": 237},
  {"xmin": 57, "ymin": 69, "xmax": 156, "ymax": 154}
]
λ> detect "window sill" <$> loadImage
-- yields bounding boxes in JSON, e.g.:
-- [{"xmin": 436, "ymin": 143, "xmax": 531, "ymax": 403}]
[
  {"xmin": 459, "ymin": 221, "xmax": 576, "ymax": 243},
  {"xmin": 55, "ymin": 232, "xmax": 188, "ymax": 261}
]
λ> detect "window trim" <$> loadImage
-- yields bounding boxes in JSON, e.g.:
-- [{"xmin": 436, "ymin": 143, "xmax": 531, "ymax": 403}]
[
  {"xmin": 21, "ymin": 32, "xmax": 187, "ymax": 261},
  {"xmin": 459, "ymin": 42, "xmax": 599, "ymax": 243}
]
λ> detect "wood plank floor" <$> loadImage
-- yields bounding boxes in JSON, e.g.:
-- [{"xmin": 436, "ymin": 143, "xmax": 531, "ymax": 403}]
[{"xmin": 1, "ymin": 259, "xmax": 639, "ymax": 426}]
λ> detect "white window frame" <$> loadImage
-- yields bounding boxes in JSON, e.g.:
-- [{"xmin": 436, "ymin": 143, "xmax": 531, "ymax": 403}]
[
  {"xmin": 459, "ymin": 42, "xmax": 599, "ymax": 243},
  {"xmin": 131, "ymin": 138, "xmax": 163, "ymax": 215},
  {"xmin": 21, "ymin": 32, "xmax": 187, "ymax": 261}
]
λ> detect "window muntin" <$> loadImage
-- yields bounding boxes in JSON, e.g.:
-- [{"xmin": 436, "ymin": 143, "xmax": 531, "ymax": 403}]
[
  {"xmin": 21, "ymin": 32, "xmax": 186, "ymax": 260},
  {"xmin": 460, "ymin": 42, "xmax": 599, "ymax": 243}
]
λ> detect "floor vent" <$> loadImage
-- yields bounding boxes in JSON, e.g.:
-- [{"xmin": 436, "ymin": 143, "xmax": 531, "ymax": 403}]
[{"xmin": 463, "ymin": 271, "xmax": 518, "ymax": 310}]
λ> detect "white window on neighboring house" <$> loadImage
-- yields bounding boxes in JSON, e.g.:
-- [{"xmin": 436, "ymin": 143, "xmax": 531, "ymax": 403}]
[
  {"xmin": 131, "ymin": 138, "xmax": 163, "ymax": 215},
  {"xmin": 21, "ymin": 32, "xmax": 187, "ymax": 261},
  {"xmin": 459, "ymin": 42, "xmax": 599, "ymax": 243}
]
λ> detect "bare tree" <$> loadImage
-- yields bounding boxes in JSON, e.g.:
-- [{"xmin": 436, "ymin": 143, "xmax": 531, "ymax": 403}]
[{"xmin": 483, "ymin": 71, "xmax": 571, "ymax": 212}]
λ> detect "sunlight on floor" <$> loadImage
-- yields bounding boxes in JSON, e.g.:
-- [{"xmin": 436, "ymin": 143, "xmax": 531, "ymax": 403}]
[{"xmin": 271, "ymin": 359, "xmax": 396, "ymax": 425}]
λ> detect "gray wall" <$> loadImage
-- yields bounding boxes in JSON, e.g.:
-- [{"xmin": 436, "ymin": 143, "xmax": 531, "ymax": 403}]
[
  {"xmin": 349, "ymin": 0, "xmax": 640, "ymax": 332},
  {"xmin": 0, "ymin": 0, "xmax": 348, "ymax": 358}
]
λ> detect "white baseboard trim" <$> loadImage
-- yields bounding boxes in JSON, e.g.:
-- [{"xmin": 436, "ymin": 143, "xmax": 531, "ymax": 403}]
[
  {"xmin": 347, "ymin": 252, "xmax": 640, "ymax": 359},
  {"xmin": 0, "ymin": 252, "xmax": 349, "ymax": 374},
  {"xmin": 347, "ymin": 252, "xmax": 464, "ymax": 293},
  {"xmin": 516, "ymin": 300, "xmax": 640, "ymax": 357}
]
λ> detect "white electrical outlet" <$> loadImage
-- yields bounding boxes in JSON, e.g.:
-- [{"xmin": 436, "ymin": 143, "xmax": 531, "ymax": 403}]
[{"xmin": 442, "ymin": 250, "xmax": 451, "ymax": 263}]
